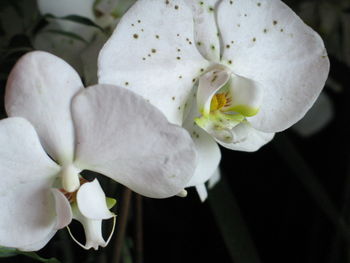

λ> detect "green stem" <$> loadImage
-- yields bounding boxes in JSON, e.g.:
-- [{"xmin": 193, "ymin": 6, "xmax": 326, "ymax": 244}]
[
  {"xmin": 209, "ymin": 176, "xmax": 262, "ymax": 263},
  {"xmin": 112, "ymin": 187, "xmax": 133, "ymax": 263},
  {"xmin": 272, "ymin": 134, "xmax": 350, "ymax": 241}
]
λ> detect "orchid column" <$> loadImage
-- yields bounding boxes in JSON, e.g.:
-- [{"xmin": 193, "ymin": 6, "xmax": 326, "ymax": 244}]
[{"xmin": 98, "ymin": 0, "xmax": 330, "ymax": 199}]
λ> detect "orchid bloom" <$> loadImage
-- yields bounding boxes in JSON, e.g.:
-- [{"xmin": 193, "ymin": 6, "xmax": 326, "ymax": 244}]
[
  {"xmin": 0, "ymin": 51, "xmax": 197, "ymax": 250},
  {"xmin": 98, "ymin": 0, "xmax": 330, "ymax": 199}
]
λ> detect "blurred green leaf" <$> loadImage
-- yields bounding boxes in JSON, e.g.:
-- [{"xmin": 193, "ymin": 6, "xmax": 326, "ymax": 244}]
[
  {"xmin": 19, "ymin": 252, "xmax": 61, "ymax": 263},
  {"xmin": 273, "ymin": 134, "xmax": 350, "ymax": 240},
  {"xmin": 31, "ymin": 16, "xmax": 50, "ymax": 36},
  {"xmin": 209, "ymin": 177, "xmax": 262, "ymax": 263},
  {"xmin": 0, "ymin": 246, "xmax": 60, "ymax": 262},
  {"xmin": 0, "ymin": 246, "xmax": 17, "ymax": 258},
  {"xmin": 45, "ymin": 14, "xmax": 105, "ymax": 32},
  {"xmin": 45, "ymin": 29, "xmax": 88, "ymax": 43},
  {"xmin": 122, "ymin": 238, "xmax": 134, "ymax": 263},
  {"xmin": 111, "ymin": 0, "xmax": 136, "ymax": 19}
]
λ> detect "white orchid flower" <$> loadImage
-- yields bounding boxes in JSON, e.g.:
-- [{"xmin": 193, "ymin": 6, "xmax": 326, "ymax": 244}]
[
  {"xmin": 98, "ymin": 0, "xmax": 330, "ymax": 199},
  {"xmin": 0, "ymin": 51, "xmax": 197, "ymax": 250}
]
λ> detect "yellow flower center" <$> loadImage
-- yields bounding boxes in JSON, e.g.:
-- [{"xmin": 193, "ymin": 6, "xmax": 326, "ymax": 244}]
[{"xmin": 210, "ymin": 92, "xmax": 231, "ymax": 112}]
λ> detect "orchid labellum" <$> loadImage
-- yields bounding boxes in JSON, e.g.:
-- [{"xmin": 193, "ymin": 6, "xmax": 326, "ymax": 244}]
[
  {"xmin": 98, "ymin": 0, "xmax": 330, "ymax": 199},
  {"xmin": 0, "ymin": 51, "xmax": 197, "ymax": 250}
]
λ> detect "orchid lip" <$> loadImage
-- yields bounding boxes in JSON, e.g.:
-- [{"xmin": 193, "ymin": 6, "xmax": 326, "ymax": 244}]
[
  {"xmin": 67, "ymin": 206, "xmax": 116, "ymax": 250},
  {"xmin": 194, "ymin": 64, "xmax": 263, "ymax": 145}
]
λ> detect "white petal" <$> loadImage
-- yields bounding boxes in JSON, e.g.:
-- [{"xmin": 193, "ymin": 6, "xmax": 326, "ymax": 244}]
[
  {"xmin": 51, "ymin": 189, "xmax": 73, "ymax": 229},
  {"xmin": 185, "ymin": 128, "xmax": 221, "ymax": 186},
  {"xmin": 77, "ymin": 179, "xmax": 113, "ymax": 220},
  {"xmin": 228, "ymin": 74, "xmax": 262, "ymax": 116},
  {"xmin": 0, "ymin": 117, "xmax": 60, "ymax": 249},
  {"xmin": 186, "ymin": 0, "xmax": 221, "ymax": 61},
  {"xmin": 72, "ymin": 84, "xmax": 197, "ymax": 198},
  {"xmin": 19, "ymin": 231, "xmax": 57, "ymax": 252},
  {"xmin": 184, "ymin": 102, "xmax": 221, "ymax": 187},
  {"xmin": 5, "ymin": 51, "xmax": 84, "ymax": 165},
  {"xmin": 218, "ymin": 122, "xmax": 274, "ymax": 152},
  {"xmin": 217, "ymin": 0, "xmax": 330, "ymax": 132},
  {"xmin": 292, "ymin": 92, "xmax": 334, "ymax": 137},
  {"xmin": 98, "ymin": 0, "xmax": 209, "ymax": 125},
  {"xmin": 195, "ymin": 183, "xmax": 208, "ymax": 202}
]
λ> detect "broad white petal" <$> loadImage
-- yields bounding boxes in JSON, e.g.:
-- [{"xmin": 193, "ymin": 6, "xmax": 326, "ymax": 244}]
[
  {"xmin": 51, "ymin": 189, "xmax": 72, "ymax": 229},
  {"xmin": 77, "ymin": 179, "xmax": 113, "ymax": 220},
  {"xmin": 218, "ymin": 122, "xmax": 274, "ymax": 152},
  {"xmin": 195, "ymin": 183, "xmax": 208, "ymax": 202},
  {"xmin": 292, "ymin": 92, "xmax": 334, "ymax": 137},
  {"xmin": 217, "ymin": 0, "xmax": 330, "ymax": 132},
  {"xmin": 186, "ymin": 0, "xmax": 221, "ymax": 61},
  {"xmin": 19, "ymin": 230, "xmax": 56, "ymax": 252},
  {"xmin": 5, "ymin": 51, "xmax": 84, "ymax": 165},
  {"xmin": 184, "ymin": 102, "xmax": 221, "ymax": 187},
  {"xmin": 0, "ymin": 117, "xmax": 60, "ymax": 249},
  {"xmin": 72, "ymin": 84, "xmax": 197, "ymax": 198},
  {"xmin": 98, "ymin": 0, "xmax": 209, "ymax": 125}
]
